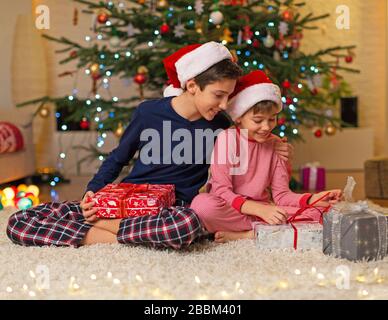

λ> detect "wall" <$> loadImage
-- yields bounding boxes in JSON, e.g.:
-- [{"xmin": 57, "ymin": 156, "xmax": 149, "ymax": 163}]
[
  {"xmin": 386, "ymin": 1, "xmax": 388, "ymax": 155},
  {"xmin": 0, "ymin": 1, "xmax": 31, "ymax": 109},
  {"xmin": 299, "ymin": 0, "xmax": 387, "ymax": 156}
]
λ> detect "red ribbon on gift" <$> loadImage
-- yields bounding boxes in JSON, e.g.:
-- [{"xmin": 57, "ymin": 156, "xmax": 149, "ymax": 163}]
[{"xmin": 286, "ymin": 192, "xmax": 332, "ymax": 250}]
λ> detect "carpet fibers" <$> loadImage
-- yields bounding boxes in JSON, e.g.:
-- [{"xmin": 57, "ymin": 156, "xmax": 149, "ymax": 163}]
[{"xmin": 1, "ymin": 207, "xmax": 388, "ymax": 300}]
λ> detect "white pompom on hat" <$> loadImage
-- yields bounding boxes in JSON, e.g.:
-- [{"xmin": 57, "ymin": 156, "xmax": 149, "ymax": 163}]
[
  {"xmin": 163, "ymin": 41, "xmax": 233, "ymax": 97},
  {"xmin": 227, "ymin": 70, "xmax": 282, "ymax": 121}
]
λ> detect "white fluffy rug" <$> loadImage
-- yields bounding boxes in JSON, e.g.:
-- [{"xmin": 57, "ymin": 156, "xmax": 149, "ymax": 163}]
[{"xmin": 1, "ymin": 207, "xmax": 388, "ymax": 300}]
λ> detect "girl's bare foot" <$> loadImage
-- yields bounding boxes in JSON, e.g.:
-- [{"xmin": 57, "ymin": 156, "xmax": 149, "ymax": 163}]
[{"xmin": 214, "ymin": 230, "xmax": 254, "ymax": 243}]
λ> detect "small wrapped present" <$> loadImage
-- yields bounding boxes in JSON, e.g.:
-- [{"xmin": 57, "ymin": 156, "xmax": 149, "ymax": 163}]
[
  {"xmin": 364, "ymin": 158, "xmax": 388, "ymax": 199},
  {"xmin": 300, "ymin": 162, "xmax": 326, "ymax": 192},
  {"xmin": 254, "ymin": 191, "xmax": 333, "ymax": 250},
  {"xmin": 323, "ymin": 176, "xmax": 388, "ymax": 261},
  {"xmin": 89, "ymin": 183, "xmax": 175, "ymax": 218},
  {"xmin": 254, "ymin": 221, "xmax": 323, "ymax": 250}
]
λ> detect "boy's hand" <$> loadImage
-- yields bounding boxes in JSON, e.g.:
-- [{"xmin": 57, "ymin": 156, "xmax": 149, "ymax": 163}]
[
  {"xmin": 256, "ymin": 204, "xmax": 288, "ymax": 225},
  {"xmin": 308, "ymin": 189, "xmax": 343, "ymax": 207},
  {"xmin": 81, "ymin": 191, "xmax": 99, "ymax": 223},
  {"xmin": 274, "ymin": 137, "xmax": 294, "ymax": 162}
]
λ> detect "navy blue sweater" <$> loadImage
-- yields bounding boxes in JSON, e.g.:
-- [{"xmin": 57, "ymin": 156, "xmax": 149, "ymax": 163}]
[{"xmin": 86, "ymin": 97, "xmax": 231, "ymax": 203}]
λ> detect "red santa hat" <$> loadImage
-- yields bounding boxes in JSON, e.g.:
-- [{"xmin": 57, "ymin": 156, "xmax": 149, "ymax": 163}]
[
  {"xmin": 163, "ymin": 41, "xmax": 233, "ymax": 97},
  {"xmin": 227, "ymin": 70, "xmax": 282, "ymax": 121}
]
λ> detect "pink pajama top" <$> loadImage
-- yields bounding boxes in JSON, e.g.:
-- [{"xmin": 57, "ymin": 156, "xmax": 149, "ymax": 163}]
[{"xmin": 207, "ymin": 128, "xmax": 311, "ymax": 212}]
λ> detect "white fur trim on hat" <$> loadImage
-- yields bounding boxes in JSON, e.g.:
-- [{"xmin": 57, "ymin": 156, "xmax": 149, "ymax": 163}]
[
  {"xmin": 175, "ymin": 42, "xmax": 232, "ymax": 89},
  {"xmin": 227, "ymin": 83, "xmax": 282, "ymax": 121},
  {"xmin": 163, "ymin": 84, "xmax": 184, "ymax": 97}
]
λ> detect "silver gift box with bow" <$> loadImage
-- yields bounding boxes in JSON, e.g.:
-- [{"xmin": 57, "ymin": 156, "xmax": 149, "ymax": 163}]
[
  {"xmin": 254, "ymin": 222, "xmax": 323, "ymax": 250},
  {"xmin": 323, "ymin": 201, "xmax": 388, "ymax": 261}
]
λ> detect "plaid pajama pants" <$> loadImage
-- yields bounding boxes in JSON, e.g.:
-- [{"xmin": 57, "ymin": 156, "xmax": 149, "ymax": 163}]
[{"xmin": 6, "ymin": 201, "xmax": 203, "ymax": 249}]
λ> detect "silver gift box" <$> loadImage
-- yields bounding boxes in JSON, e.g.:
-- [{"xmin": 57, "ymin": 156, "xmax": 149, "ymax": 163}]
[
  {"xmin": 254, "ymin": 222, "xmax": 323, "ymax": 250},
  {"xmin": 323, "ymin": 201, "xmax": 388, "ymax": 262}
]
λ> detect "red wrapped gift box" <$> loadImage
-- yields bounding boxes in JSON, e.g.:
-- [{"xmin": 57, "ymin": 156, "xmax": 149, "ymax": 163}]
[{"xmin": 89, "ymin": 183, "xmax": 175, "ymax": 218}]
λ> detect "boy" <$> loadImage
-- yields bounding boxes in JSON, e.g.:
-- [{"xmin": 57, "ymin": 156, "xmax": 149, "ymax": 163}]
[{"xmin": 7, "ymin": 42, "xmax": 292, "ymax": 249}]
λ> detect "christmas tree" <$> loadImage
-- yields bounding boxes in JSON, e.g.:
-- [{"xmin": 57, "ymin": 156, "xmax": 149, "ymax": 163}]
[{"xmin": 19, "ymin": 0, "xmax": 358, "ymax": 162}]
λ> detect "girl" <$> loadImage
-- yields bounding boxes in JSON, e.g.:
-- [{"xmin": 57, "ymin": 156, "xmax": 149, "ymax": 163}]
[{"xmin": 190, "ymin": 71, "xmax": 342, "ymax": 243}]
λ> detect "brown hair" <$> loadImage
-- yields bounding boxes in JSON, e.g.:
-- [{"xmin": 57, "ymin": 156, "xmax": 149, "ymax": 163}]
[
  {"xmin": 250, "ymin": 100, "xmax": 279, "ymax": 115},
  {"xmin": 193, "ymin": 59, "xmax": 242, "ymax": 90}
]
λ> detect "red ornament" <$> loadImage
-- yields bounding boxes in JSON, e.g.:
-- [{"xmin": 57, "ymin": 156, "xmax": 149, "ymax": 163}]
[
  {"xmin": 134, "ymin": 73, "xmax": 147, "ymax": 85},
  {"xmin": 282, "ymin": 10, "xmax": 294, "ymax": 21},
  {"xmin": 275, "ymin": 39, "xmax": 285, "ymax": 50},
  {"xmin": 314, "ymin": 128, "xmax": 323, "ymax": 138},
  {"xmin": 11, "ymin": 186, "xmax": 18, "ymax": 197},
  {"xmin": 292, "ymin": 39, "xmax": 300, "ymax": 50},
  {"xmin": 243, "ymin": 25, "xmax": 253, "ymax": 41},
  {"xmin": 282, "ymin": 80, "xmax": 291, "ymax": 89},
  {"xmin": 24, "ymin": 192, "xmax": 35, "ymax": 199},
  {"xmin": 252, "ymin": 39, "xmax": 260, "ymax": 48},
  {"xmin": 293, "ymin": 84, "xmax": 302, "ymax": 94},
  {"xmin": 91, "ymin": 72, "xmax": 102, "ymax": 81},
  {"xmin": 286, "ymin": 97, "xmax": 292, "ymax": 105},
  {"xmin": 278, "ymin": 117, "xmax": 286, "ymax": 126},
  {"xmin": 97, "ymin": 13, "xmax": 109, "ymax": 24},
  {"xmin": 160, "ymin": 23, "xmax": 170, "ymax": 34},
  {"xmin": 70, "ymin": 50, "xmax": 78, "ymax": 58},
  {"xmin": 80, "ymin": 118, "xmax": 90, "ymax": 130},
  {"xmin": 311, "ymin": 88, "xmax": 319, "ymax": 95},
  {"xmin": 345, "ymin": 55, "xmax": 353, "ymax": 63}
]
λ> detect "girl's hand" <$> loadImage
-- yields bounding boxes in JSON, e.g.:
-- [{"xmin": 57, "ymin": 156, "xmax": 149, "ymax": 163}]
[
  {"xmin": 256, "ymin": 204, "xmax": 288, "ymax": 225},
  {"xmin": 274, "ymin": 137, "xmax": 294, "ymax": 162},
  {"xmin": 308, "ymin": 189, "xmax": 343, "ymax": 207},
  {"xmin": 81, "ymin": 191, "xmax": 99, "ymax": 223}
]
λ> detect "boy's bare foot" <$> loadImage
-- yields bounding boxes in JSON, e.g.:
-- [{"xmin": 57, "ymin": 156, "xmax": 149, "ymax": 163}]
[
  {"xmin": 80, "ymin": 227, "xmax": 119, "ymax": 245},
  {"xmin": 214, "ymin": 230, "xmax": 254, "ymax": 243},
  {"xmin": 89, "ymin": 219, "xmax": 122, "ymax": 235}
]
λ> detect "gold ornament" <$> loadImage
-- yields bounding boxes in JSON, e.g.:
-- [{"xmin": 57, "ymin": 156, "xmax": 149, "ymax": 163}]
[
  {"xmin": 220, "ymin": 28, "xmax": 233, "ymax": 44},
  {"xmin": 230, "ymin": 49, "xmax": 238, "ymax": 63},
  {"xmin": 137, "ymin": 66, "xmax": 149, "ymax": 74},
  {"xmin": 114, "ymin": 123, "xmax": 124, "ymax": 138},
  {"xmin": 39, "ymin": 105, "xmax": 50, "ymax": 118},
  {"xmin": 137, "ymin": 0, "xmax": 146, "ymax": 4},
  {"xmin": 90, "ymin": 63, "xmax": 99, "ymax": 73},
  {"xmin": 325, "ymin": 124, "xmax": 337, "ymax": 136},
  {"xmin": 195, "ymin": 21, "xmax": 203, "ymax": 34},
  {"xmin": 157, "ymin": 0, "xmax": 168, "ymax": 8},
  {"xmin": 37, "ymin": 167, "xmax": 56, "ymax": 174}
]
